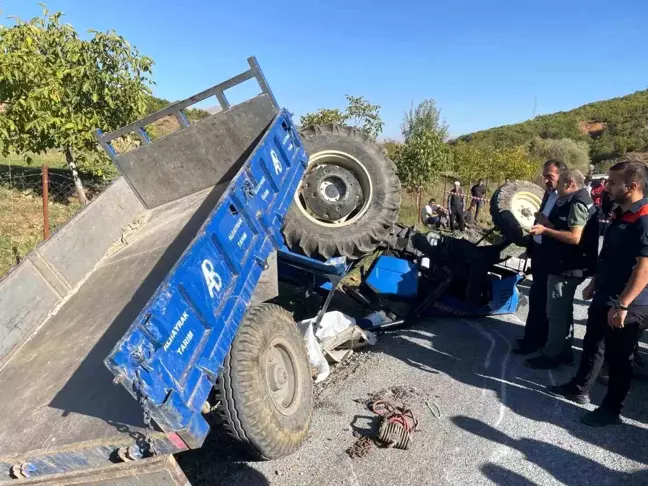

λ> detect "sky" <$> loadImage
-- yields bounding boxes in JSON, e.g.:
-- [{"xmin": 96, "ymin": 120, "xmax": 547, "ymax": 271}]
[{"xmin": 2, "ymin": 0, "xmax": 647, "ymax": 140}]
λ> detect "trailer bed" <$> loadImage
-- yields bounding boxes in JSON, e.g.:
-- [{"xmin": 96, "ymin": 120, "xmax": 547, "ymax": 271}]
[{"xmin": 0, "ymin": 187, "xmax": 213, "ymax": 464}]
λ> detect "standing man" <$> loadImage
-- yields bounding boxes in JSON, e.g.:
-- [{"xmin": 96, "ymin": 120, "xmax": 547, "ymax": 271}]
[
  {"xmin": 447, "ymin": 181, "xmax": 466, "ymax": 232},
  {"xmin": 470, "ymin": 179, "xmax": 487, "ymax": 222},
  {"xmin": 525, "ymin": 169, "xmax": 599, "ymax": 369},
  {"xmin": 550, "ymin": 161, "xmax": 648, "ymax": 426},
  {"xmin": 514, "ymin": 159, "xmax": 568, "ymax": 354}
]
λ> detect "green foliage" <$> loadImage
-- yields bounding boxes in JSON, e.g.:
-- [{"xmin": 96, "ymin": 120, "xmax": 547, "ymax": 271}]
[
  {"xmin": 457, "ymin": 90, "xmax": 648, "ymax": 163},
  {"xmin": 382, "ymin": 139, "xmax": 402, "ymax": 161},
  {"xmin": 146, "ymin": 96, "xmax": 210, "ymax": 122},
  {"xmin": 528, "ymin": 137, "xmax": 590, "ymax": 174},
  {"xmin": 0, "ymin": 7, "xmax": 154, "ymax": 174},
  {"xmin": 402, "ymin": 99, "xmax": 448, "ymax": 142},
  {"xmin": 300, "ymin": 108, "xmax": 347, "ymax": 127},
  {"xmin": 395, "ymin": 131, "xmax": 451, "ymax": 192},
  {"xmin": 451, "ymin": 141, "xmax": 489, "ymax": 184},
  {"xmin": 300, "ymin": 95, "xmax": 384, "ymax": 138}
]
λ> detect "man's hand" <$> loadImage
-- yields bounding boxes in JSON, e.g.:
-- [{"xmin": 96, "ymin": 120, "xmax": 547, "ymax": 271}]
[
  {"xmin": 536, "ymin": 214, "xmax": 553, "ymax": 228},
  {"xmin": 582, "ymin": 280, "xmax": 596, "ymax": 300},
  {"xmin": 529, "ymin": 224, "xmax": 546, "ymax": 236},
  {"xmin": 608, "ymin": 307, "xmax": 627, "ymax": 328}
]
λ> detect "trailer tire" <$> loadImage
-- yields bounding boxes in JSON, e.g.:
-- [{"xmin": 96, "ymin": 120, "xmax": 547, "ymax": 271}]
[
  {"xmin": 490, "ymin": 181, "xmax": 544, "ymax": 245},
  {"xmin": 283, "ymin": 124, "xmax": 401, "ymax": 259},
  {"xmin": 218, "ymin": 304, "xmax": 313, "ymax": 460}
]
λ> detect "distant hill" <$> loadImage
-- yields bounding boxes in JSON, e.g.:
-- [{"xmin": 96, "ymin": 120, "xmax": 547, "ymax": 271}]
[{"xmin": 456, "ymin": 90, "xmax": 648, "ymax": 163}]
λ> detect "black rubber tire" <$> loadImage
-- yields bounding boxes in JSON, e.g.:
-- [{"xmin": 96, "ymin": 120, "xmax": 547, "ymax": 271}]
[
  {"xmin": 283, "ymin": 124, "xmax": 401, "ymax": 259},
  {"xmin": 218, "ymin": 304, "xmax": 313, "ymax": 459},
  {"xmin": 490, "ymin": 180, "xmax": 544, "ymax": 246}
]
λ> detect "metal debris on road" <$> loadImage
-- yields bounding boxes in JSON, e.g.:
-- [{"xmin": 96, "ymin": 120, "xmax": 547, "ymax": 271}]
[
  {"xmin": 371, "ymin": 400, "xmax": 418, "ymax": 450},
  {"xmin": 346, "ymin": 436, "xmax": 374, "ymax": 458},
  {"xmin": 426, "ymin": 400, "xmax": 442, "ymax": 419}
]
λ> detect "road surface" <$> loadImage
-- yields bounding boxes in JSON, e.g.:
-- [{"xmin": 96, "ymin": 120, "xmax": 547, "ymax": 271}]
[{"xmin": 177, "ymin": 280, "xmax": 648, "ymax": 485}]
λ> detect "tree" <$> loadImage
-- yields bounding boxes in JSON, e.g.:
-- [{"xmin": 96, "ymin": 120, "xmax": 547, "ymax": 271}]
[
  {"xmin": 528, "ymin": 137, "xmax": 590, "ymax": 175},
  {"xmin": 401, "ymin": 99, "xmax": 448, "ymax": 142},
  {"xmin": 491, "ymin": 146, "xmax": 538, "ymax": 182},
  {"xmin": 0, "ymin": 7, "xmax": 154, "ymax": 204},
  {"xmin": 300, "ymin": 95, "xmax": 384, "ymax": 139},
  {"xmin": 300, "ymin": 108, "xmax": 347, "ymax": 128},
  {"xmin": 382, "ymin": 139, "xmax": 402, "ymax": 161},
  {"xmin": 452, "ymin": 141, "xmax": 489, "ymax": 187},
  {"xmin": 395, "ymin": 130, "xmax": 451, "ymax": 221}
]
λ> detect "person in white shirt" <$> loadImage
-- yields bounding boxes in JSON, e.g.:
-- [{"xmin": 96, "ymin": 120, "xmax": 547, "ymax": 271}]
[{"xmin": 514, "ymin": 159, "xmax": 568, "ymax": 355}]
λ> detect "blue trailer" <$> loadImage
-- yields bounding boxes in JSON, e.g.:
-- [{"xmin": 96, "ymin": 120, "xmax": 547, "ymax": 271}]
[{"xmin": 0, "ymin": 57, "xmax": 526, "ymax": 484}]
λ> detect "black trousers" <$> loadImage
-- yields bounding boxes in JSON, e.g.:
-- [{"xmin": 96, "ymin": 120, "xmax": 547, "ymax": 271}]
[
  {"xmin": 474, "ymin": 201, "xmax": 484, "ymax": 221},
  {"xmin": 574, "ymin": 303, "xmax": 648, "ymax": 414},
  {"xmin": 449, "ymin": 208, "xmax": 465, "ymax": 231},
  {"xmin": 522, "ymin": 249, "xmax": 549, "ymax": 348}
]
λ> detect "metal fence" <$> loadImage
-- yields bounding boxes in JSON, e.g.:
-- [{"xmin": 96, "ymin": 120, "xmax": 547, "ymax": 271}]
[{"xmin": 0, "ymin": 165, "xmax": 111, "ymax": 277}]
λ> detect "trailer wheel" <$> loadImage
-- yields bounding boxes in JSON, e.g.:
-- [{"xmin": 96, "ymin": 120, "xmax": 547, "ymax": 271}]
[
  {"xmin": 218, "ymin": 304, "xmax": 313, "ymax": 459},
  {"xmin": 283, "ymin": 124, "xmax": 401, "ymax": 259},
  {"xmin": 490, "ymin": 181, "xmax": 544, "ymax": 245}
]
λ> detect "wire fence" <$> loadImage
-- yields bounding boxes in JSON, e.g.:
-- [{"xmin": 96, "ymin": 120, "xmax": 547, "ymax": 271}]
[{"xmin": 0, "ymin": 165, "xmax": 112, "ymax": 277}]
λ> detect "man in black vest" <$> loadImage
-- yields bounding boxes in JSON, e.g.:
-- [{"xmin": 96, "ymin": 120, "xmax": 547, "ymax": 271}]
[
  {"xmin": 447, "ymin": 181, "xmax": 466, "ymax": 232},
  {"xmin": 525, "ymin": 169, "xmax": 598, "ymax": 369},
  {"xmin": 550, "ymin": 161, "xmax": 648, "ymax": 426},
  {"xmin": 515, "ymin": 159, "xmax": 568, "ymax": 354}
]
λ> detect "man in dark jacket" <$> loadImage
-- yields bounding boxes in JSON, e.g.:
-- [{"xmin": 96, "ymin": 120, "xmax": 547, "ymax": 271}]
[
  {"xmin": 447, "ymin": 181, "xmax": 466, "ymax": 232},
  {"xmin": 550, "ymin": 161, "xmax": 648, "ymax": 426},
  {"xmin": 525, "ymin": 169, "xmax": 599, "ymax": 369},
  {"xmin": 515, "ymin": 159, "xmax": 568, "ymax": 354},
  {"xmin": 470, "ymin": 179, "xmax": 487, "ymax": 222}
]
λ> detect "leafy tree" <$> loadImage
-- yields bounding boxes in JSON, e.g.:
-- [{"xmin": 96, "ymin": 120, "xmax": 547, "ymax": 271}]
[
  {"xmin": 528, "ymin": 137, "xmax": 590, "ymax": 174},
  {"xmin": 452, "ymin": 141, "xmax": 489, "ymax": 187},
  {"xmin": 0, "ymin": 7, "xmax": 153, "ymax": 204},
  {"xmin": 382, "ymin": 139, "xmax": 402, "ymax": 161},
  {"xmin": 491, "ymin": 146, "xmax": 538, "ymax": 182},
  {"xmin": 300, "ymin": 108, "xmax": 347, "ymax": 128},
  {"xmin": 395, "ymin": 131, "xmax": 451, "ymax": 221},
  {"xmin": 343, "ymin": 95, "xmax": 384, "ymax": 138},
  {"xmin": 300, "ymin": 95, "xmax": 384, "ymax": 138},
  {"xmin": 402, "ymin": 99, "xmax": 448, "ymax": 142}
]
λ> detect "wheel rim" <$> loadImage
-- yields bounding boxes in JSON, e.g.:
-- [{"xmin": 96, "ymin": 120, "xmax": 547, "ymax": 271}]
[
  {"xmin": 265, "ymin": 337, "xmax": 301, "ymax": 416},
  {"xmin": 510, "ymin": 190, "xmax": 542, "ymax": 231},
  {"xmin": 294, "ymin": 150, "xmax": 373, "ymax": 227}
]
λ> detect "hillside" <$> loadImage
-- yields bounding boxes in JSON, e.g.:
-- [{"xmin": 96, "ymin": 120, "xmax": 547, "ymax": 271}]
[{"xmin": 456, "ymin": 89, "xmax": 648, "ymax": 163}]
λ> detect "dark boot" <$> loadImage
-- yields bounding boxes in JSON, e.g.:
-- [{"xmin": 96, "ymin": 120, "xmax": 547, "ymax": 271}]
[
  {"xmin": 548, "ymin": 381, "xmax": 590, "ymax": 405},
  {"xmin": 580, "ymin": 407, "xmax": 622, "ymax": 427}
]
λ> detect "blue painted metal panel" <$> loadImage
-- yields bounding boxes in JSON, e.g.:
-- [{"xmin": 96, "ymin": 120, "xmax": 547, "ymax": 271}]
[
  {"xmin": 422, "ymin": 273, "xmax": 522, "ymax": 317},
  {"xmin": 365, "ymin": 256, "xmax": 419, "ymax": 298},
  {"xmin": 105, "ymin": 110, "xmax": 308, "ymax": 448}
]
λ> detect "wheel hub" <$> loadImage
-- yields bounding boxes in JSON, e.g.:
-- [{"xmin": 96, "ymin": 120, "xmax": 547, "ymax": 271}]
[
  {"xmin": 302, "ymin": 165, "xmax": 363, "ymax": 222},
  {"xmin": 266, "ymin": 343, "xmax": 297, "ymax": 413}
]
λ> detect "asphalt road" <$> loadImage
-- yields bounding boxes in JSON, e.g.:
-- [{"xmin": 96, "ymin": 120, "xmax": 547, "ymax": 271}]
[{"xmin": 177, "ymin": 281, "xmax": 648, "ymax": 485}]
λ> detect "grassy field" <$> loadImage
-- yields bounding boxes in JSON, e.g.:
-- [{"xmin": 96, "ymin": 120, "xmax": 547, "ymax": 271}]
[{"xmin": 0, "ymin": 153, "xmax": 112, "ymax": 276}]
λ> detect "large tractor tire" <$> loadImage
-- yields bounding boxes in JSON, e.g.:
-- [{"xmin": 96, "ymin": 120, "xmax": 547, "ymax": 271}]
[
  {"xmin": 218, "ymin": 304, "xmax": 313, "ymax": 459},
  {"xmin": 490, "ymin": 180, "xmax": 544, "ymax": 245},
  {"xmin": 282, "ymin": 124, "xmax": 401, "ymax": 259}
]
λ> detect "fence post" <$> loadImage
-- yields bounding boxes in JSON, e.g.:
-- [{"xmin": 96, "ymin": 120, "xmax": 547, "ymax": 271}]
[{"xmin": 42, "ymin": 165, "xmax": 50, "ymax": 240}]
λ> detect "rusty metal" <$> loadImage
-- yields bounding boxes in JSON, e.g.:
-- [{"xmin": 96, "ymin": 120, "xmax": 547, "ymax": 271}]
[{"xmin": 346, "ymin": 436, "xmax": 374, "ymax": 458}]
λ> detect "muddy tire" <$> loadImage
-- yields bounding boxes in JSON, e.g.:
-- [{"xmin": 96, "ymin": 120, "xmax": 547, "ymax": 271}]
[
  {"xmin": 283, "ymin": 124, "xmax": 401, "ymax": 259},
  {"xmin": 218, "ymin": 304, "xmax": 313, "ymax": 459},
  {"xmin": 490, "ymin": 181, "xmax": 544, "ymax": 245}
]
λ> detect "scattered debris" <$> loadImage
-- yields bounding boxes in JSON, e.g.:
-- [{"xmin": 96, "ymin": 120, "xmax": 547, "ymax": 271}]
[
  {"xmin": 371, "ymin": 400, "xmax": 418, "ymax": 450},
  {"xmin": 346, "ymin": 436, "xmax": 374, "ymax": 458},
  {"xmin": 426, "ymin": 400, "xmax": 442, "ymax": 419},
  {"xmin": 299, "ymin": 311, "xmax": 377, "ymax": 384}
]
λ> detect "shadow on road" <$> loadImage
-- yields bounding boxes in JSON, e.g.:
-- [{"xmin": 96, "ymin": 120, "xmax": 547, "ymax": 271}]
[
  {"xmin": 453, "ymin": 415, "xmax": 648, "ymax": 486},
  {"xmin": 374, "ymin": 314, "xmax": 648, "ymax": 467}
]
